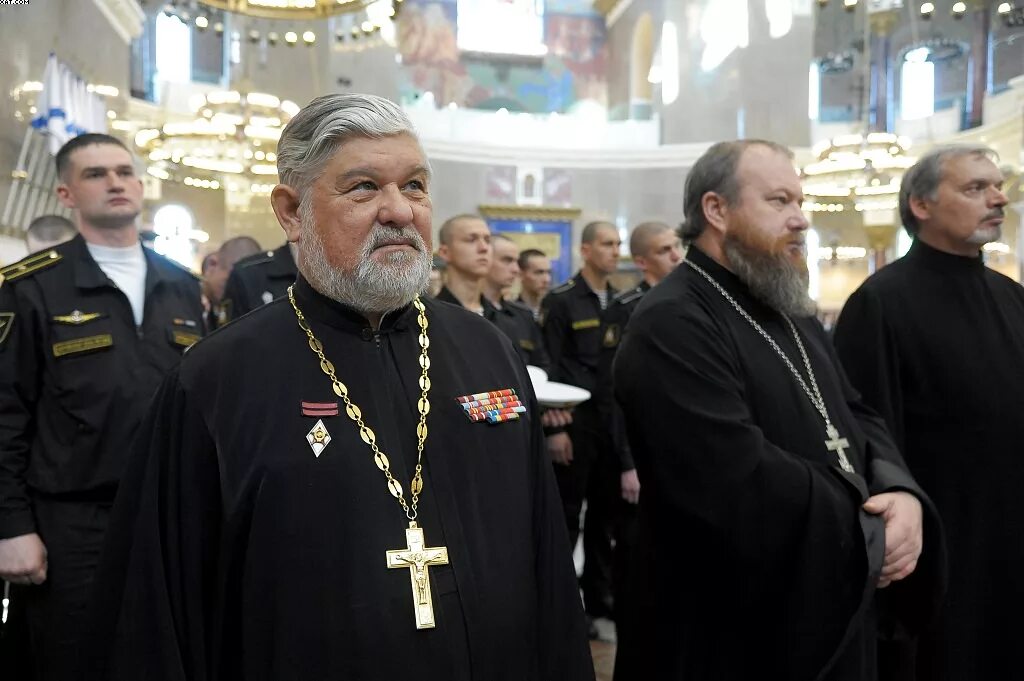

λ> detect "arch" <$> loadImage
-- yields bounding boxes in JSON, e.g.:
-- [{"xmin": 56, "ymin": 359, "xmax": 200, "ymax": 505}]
[{"xmin": 630, "ymin": 12, "xmax": 655, "ymax": 117}]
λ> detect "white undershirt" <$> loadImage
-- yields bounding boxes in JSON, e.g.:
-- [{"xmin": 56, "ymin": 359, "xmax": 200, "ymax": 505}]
[
  {"xmin": 86, "ymin": 242, "xmax": 148, "ymax": 326},
  {"xmin": 595, "ymin": 288, "xmax": 609, "ymax": 311}
]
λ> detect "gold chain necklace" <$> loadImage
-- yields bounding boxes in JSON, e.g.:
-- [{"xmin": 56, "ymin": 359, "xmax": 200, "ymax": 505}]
[{"xmin": 287, "ymin": 284, "xmax": 449, "ymax": 630}]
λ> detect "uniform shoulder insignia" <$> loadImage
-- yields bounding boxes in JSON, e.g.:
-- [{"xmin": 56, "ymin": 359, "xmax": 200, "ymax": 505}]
[
  {"xmin": 0, "ymin": 250, "xmax": 63, "ymax": 283},
  {"xmin": 234, "ymin": 252, "xmax": 274, "ymax": 271},
  {"xmin": 550, "ymin": 279, "xmax": 575, "ymax": 295},
  {"xmin": 614, "ymin": 287, "xmax": 646, "ymax": 306}
]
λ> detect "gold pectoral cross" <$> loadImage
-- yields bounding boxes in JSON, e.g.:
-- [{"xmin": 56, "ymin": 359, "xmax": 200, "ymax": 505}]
[
  {"xmin": 386, "ymin": 522, "xmax": 449, "ymax": 629},
  {"xmin": 825, "ymin": 423, "xmax": 855, "ymax": 474}
]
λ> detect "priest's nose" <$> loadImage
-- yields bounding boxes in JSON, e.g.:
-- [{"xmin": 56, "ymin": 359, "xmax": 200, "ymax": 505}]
[
  {"xmin": 378, "ymin": 184, "xmax": 415, "ymax": 227},
  {"xmin": 790, "ymin": 210, "xmax": 810, "ymax": 231}
]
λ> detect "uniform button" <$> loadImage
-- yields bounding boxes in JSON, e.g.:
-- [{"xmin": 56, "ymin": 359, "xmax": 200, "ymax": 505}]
[{"xmin": 360, "ymin": 328, "xmax": 373, "ymax": 341}]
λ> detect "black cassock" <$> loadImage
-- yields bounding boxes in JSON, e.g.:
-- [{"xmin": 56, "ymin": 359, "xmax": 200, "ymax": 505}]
[
  {"xmin": 86, "ymin": 276, "xmax": 593, "ymax": 681},
  {"xmin": 612, "ymin": 247, "xmax": 946, "ymax": 681},
  {"xmin": 835, "ymin": 239, "xmax": 1024, "ymax": 680}
]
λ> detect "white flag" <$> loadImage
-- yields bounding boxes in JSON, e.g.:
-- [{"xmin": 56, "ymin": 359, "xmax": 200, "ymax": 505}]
[{"xmin": 31, "ymin": 53, "xmax": 109, "ymax": 155}]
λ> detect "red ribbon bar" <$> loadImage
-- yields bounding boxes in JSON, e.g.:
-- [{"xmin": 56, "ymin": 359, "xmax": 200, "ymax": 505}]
[
  {"xmin": 301, "ymin": 401, "xmax": 339, "ymax": 416},
  {"xmin": 456, "ymin": 388, "xmax": 518, "ymax": 403},
  {"xmin": 465, "ymin": 403, "xmax": 523, "ymax": 417}
]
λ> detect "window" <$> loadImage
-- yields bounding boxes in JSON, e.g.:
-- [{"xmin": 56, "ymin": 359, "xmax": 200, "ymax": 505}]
[
  {"xmin": 457, "ymin": 0, "xmax": 546, "ymax": 56},
  {"xmin": 153, "ymin": 204, "xmax": 206, "ymax": 269},
  {"xmin": 700, "ymin": 0, "xmax": 749, "ymax": 72},
  {"xmin": 660, "ymin": 21, "xmax": 680, "ymax": 105},
  {"xmin": 155, "ymin": 13, "xmax": 192, "ymax": 85},
  {"xmin": 897, "ymin": 226, "xmax": 913, "ymax": 258},
  {"xmin": 901, "ymin": 48, "xmax": 935, "ymax": 120},
  {"xmin": 806, "ymin": 228, "xmax": 821, "ymax": 300},
  {"xmin": 808, "ymin": 62, "xmax": 820, "ymax": 120}
]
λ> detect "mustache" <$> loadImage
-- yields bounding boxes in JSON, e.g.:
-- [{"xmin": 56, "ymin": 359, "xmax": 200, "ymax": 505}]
[
  {"xmin": 982, "ymin": 209, "xmax": 1005, "ymax": 222},
  {"xmin": 364, "ymin": 224, "xmax": 425, "ymax": 253}
]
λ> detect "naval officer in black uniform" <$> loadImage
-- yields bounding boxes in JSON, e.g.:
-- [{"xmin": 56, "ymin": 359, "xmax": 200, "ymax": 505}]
[
  {"xmin": 435, "ymin": 216, "xmax": 548, "ymax": 370},
  {"xmin": 540, "ymin": 220, "xmax": 621, "ymax": 626},
  {"xmin": 0, "ymin": 133, "xmax": 203, "ymax": 681},
  {"xmin": 220, "ymin": 242, "xmax": 298, "ymax": 322}
]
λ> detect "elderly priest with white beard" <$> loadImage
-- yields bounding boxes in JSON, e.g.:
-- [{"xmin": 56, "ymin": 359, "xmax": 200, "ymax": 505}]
[
  {"xmin": 85, "ymin": 94, "xmax": 594, "ymax": 681},
  {"xmin": 612, "ymin": 140, "xmax": 946, "ymax": 681}
]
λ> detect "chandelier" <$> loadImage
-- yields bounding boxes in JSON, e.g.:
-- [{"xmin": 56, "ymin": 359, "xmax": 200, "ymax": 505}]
[
  {"xmin": 802, "ymin": 133, "xmax": 916, "ymax": 213},
  {"xmin": 158, "ymin": 1, "xmax": 401, "ymax": 47},
  {"xmin": 135, "ymin": 90, "xmax": 298, "ymax": 191},
  {"xmin": 196, "ymin": 0, "xmax": 393, "ymax": 20}
]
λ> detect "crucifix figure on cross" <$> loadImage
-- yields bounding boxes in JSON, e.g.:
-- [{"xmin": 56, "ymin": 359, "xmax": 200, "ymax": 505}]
[
  {"xmin": 386, "ymin": 522, "xmax": 449, "ymax": 629},
  {"xmin": 825, "ymin": 423, "xmax": 855, "ymax": 474}
]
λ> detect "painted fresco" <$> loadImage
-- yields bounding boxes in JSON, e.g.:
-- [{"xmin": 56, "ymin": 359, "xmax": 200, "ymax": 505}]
[{"xmin": 397, "ymin": 0, "xmax": 608, "ymax": 114}]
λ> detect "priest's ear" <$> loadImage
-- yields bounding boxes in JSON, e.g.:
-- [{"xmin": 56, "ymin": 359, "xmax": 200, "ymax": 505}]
[
  {"xmin": 271, "ymin": 183, "xmax": 303, "ymax": 243},
  {"xmin": 908, "ymin": 194, "xmax": 933, "ymax": 224},
  {"xmin": 700, "ymin": 191, "xmax": 730, "ymax": 235}
]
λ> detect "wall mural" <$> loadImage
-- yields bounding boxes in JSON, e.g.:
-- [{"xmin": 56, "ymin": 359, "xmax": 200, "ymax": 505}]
[{"xmin": 397, "ymin": 0, "xmax": 608, "ymax": 114}]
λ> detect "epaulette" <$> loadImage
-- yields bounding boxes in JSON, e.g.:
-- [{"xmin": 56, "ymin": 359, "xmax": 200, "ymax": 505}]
[
  {"xmin": 549, "ymin": 278, "xmax": 575, "ymax": 295},
  {"xmin": 234, "ymin": 253, "xmax": 274, "ymax": 271},
  {"xmin": 613, "ymin": 286, "xmax": 646, "ymax": 307},
  {"xmin": 0, "ymin": 250, "xmax": 63, "ymax": 285}
]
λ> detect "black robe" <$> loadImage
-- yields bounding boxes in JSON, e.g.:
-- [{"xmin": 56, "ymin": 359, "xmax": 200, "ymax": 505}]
[
  {"xmin": 85, "ymin": 276, "xmax": 593, "ymax": 681},
  {"xmin": 834, "ymin": 239, "xmax": 1024, "ymax": 680},
  {"xmin": 612, "ymin": 247, "xmax": 945, "ymax": 681}
]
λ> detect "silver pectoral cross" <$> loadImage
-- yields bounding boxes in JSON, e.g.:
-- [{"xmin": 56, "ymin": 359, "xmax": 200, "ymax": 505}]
[
  {"xmin": 825, "ymin": 423, "xmax": 855, "ymax": 474},
  {"xmin": 386, "ymin": 522, "xmax": 449, "ymax": 629}
]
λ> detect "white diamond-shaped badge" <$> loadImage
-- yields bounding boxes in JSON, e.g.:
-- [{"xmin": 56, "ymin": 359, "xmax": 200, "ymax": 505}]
[
  {"xmin": 262, "ymin": 290, "xmax": 274, "ymax": 305},
  {"xmin": 306, "ymin": 419, "xmax": 332, "ymax": 458}
]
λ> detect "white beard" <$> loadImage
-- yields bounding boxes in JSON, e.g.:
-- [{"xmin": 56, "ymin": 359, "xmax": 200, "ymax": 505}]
[
  {"xmin": 966, "ymin": 224, "xmax": 1001, "ymax": 246},
  {"xmin": 299, "ymin": 210, "xmax": 431, "ymax": 314}
]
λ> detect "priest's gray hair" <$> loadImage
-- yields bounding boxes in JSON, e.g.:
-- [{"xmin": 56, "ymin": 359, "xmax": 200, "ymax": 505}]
[
  {"xmin": 681, "ymin": 140, "xmax": 793, "ymax": 243},
  {"xmin": 276, "ymin": 93, "xmax": 423, "ymax": 202},
  {"xmin": 899, "ymin": 144, "xmax": 999, "ymax": 236}
]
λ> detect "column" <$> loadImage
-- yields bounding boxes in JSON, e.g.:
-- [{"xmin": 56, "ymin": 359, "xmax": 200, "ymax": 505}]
[
  {"xmin": 966, "ymin": 0, "xmax": 992, "ymax": 128},
  {"xmin": 867, "ymin": 10, "xmax": 898, "ymax": 132}
]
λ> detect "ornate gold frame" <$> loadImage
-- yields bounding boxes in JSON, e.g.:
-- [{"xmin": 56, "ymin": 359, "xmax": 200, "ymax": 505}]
[{"xmin": 477, "ymin": 205, "xmax": 582, "ymax": 222}]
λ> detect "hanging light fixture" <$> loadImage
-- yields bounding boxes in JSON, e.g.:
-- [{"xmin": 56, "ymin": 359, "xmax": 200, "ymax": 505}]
[
  {"xmin": 197, "ymin": 0, "xmax": 389, "ymax": 20},
  {"xmin": 802, "ymin": 133, "xmax": 917, "ymax": 212},
  {"xmin": 134, "ymin": 90, "xmax": 299, "ymax": 189}
]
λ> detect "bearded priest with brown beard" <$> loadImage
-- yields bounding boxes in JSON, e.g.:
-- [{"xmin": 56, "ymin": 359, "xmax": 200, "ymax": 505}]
[{"xmin": 611, "ymin": 140, "xmax": 946, "ymax": 681}]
